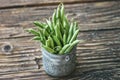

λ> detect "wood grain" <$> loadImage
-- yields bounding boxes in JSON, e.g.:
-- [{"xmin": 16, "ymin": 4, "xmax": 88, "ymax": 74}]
[
  {"xmin": 0, "ymin": 0, "xmax": 120, "ymax": 80},
  {"xmin": 0, "ymin": 0, "xmax": 106, "ymax": 9},
  {"xmin": 0, "ymin": 29, "xmax": 120, "ymax": 79},
  {"xmin": 0, "ymin": 1, "xmax": 120, "ymax": 31}
]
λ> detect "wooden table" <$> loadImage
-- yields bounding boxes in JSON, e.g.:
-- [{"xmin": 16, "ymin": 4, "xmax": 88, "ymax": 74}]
[{"xmin": 0, "ymin": 0, "xmax": 120, "ymax": 80}]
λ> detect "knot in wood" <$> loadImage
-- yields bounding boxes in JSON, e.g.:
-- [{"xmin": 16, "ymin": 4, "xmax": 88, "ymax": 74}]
[{"xmin": 1, "ymin": 43, "xmax": 13, "ymax": 54}]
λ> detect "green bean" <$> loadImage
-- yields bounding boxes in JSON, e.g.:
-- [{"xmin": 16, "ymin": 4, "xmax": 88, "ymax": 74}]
[
  {"xmin": 27, "ymin": 29, "xmax": 39, "ymax": 36},
  {"xmin": 59, "ymin": 44, "xmax": 70, "ymax": 54},
  {"xmin": 58, "ymin": 21, "xmax": 64, "ymax": 35},
  {"xmin": 46, "ymin": 19, "xmax": 53, "ymax": 31},
  {"xmin": 53, "ymin": 36, "xmax": 62, "ymax": 47},
  {"xmin": 38, "ymin": 30, "xmax": 46, "ymax": 45},
  {"xmin": 52, "ymin": 10, "xmax": 56, "ymax": 25},
  {"xmin": 69, "ymin": 29, "xmax": 79, "ymax": 43},
  {"xmin": 63, "ymin": 32, "xmax": 67, "ymax": 45},
  {"xmin": 60, "ymin": 3, "xmax": 64, "ymax": 22},
  {"xmin": 67, "ymin": 22, "xmax": 74, "ymax": 43},
  {"xmin": 63, "ymin": 16, "xmax": 69, "ymax": 34},
  {"xmin": 43, "ymin": 29, "xmax": 49, "ymax": 37},
  {"xmin": 60, "ymin": 23, "xmax": 64, "ymax": 36},
  {"xmin": 44, "ymin": 25, "xmax": 50, "ymax": 33},
  {"xmin": 34, "ymin": 21, "xmax": 45, "ymax": 29},
  {"xmin": 64, "ymin": 15, "xmax": 69, "ymax": 27},
  {"xmin": 48, "ymin": 36, "xmax": 54, "ymax": 48},
  {"xmin": 65, "ymin": 40, "xmax": 80, "ymax": 53},
  {"xmin": 55, "ymin": 25, "xmax": 62, "ymax": 42},
  {"xmin": 42, "ymin": 45, "xmax": 55, "ymax": 53},
  {"xmin": 56, "ymin": 4, "xmax": 60, "ymax": 18},
  {"xmin": 46, "ymin": 39, "xmax": 51, "ymax": 47},
  {"xmin": 73, "ymin": 22, "xmax": 78, "ymax": 33},
  {"xmin": 33, "ymin": 36, "xmax": 41, "ymax": 40},
  {"xmin": 54, "ymin": 46, "xmax": 62, "ymax": 54}
]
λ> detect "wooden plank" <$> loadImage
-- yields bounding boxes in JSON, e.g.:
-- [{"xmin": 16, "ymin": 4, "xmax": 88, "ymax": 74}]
[
  {"xmin": 0, "ymin": 27, "xmax": 43, "ymax": 75},
  {"xmin": 0, "ymin": 29, "xmax": 120, "ymax": 79},
  {"xmin": 0, "ymin": 0, "xmax": 105, "ymax": 9},
  {"xmin": 0, "ymin": 68, "xmax": 119, "ymax": 80},
  {"xmin": 0, "ymin": 1, "xmax": 120, "ymax": 31},
  {"xmin": 0, "ymin": 1, "xmax": 120, "ymax": 80}
]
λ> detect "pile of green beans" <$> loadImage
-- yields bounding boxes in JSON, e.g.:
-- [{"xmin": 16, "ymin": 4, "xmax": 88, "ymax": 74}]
[{"xmin": 28, "ymin": 3, "xmax": 80, "ymax": 54}]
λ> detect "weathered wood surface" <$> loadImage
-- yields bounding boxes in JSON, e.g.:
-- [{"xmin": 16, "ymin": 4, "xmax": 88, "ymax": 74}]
[
  {"xmin": 0, "ymin": 1, "xmax": 120, "ymax": 31},
  {"xmin": 0, "ymin": 0, "xmax": 120, "ymax": 80},
  {"xmin": 0, "ymin": 0, "xmax": 106, "ymax": 9}
]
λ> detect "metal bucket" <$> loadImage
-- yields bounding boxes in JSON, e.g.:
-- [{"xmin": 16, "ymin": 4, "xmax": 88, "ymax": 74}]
[{"xmin": 41, "ymin": 47, "xmax": 76, "ymax": 77}]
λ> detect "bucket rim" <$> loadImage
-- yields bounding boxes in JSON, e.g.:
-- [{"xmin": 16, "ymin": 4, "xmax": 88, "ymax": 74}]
[{"xmin": 41, "ymin": 46, "xmax": 76, "ymax": 58}]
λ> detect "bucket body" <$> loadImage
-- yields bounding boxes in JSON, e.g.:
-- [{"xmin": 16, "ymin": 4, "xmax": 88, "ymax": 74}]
[{"xmin": 41, "ymin": 47, "xmax": 76, "ymax": 77}]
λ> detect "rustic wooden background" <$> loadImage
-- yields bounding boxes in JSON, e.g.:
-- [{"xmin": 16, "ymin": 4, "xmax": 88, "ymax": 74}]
[{"xmin": 0, "ymin": 0, "xmax": 120, "ymax": 80}]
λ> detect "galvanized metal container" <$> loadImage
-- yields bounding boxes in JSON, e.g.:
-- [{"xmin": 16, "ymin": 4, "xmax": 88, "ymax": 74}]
[{"xmin": 41, "ymin": 47, "xmax": 76, "ymax": 77}]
